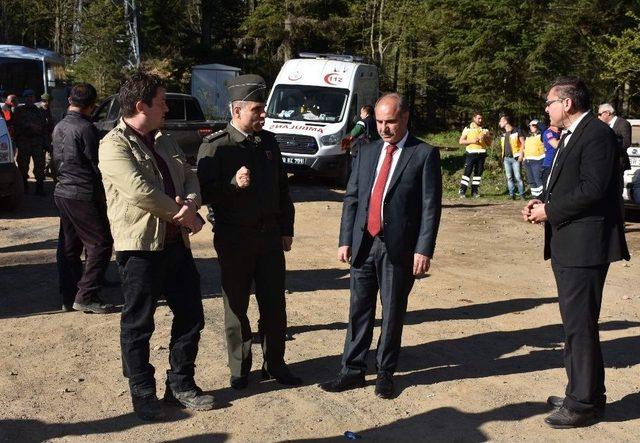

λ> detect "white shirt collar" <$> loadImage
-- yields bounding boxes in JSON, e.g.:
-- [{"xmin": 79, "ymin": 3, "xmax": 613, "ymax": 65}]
[
  {"xmin": 609, "ymin": 115, "xmax": 618, "ymax": 128},
  {"xmin": 564, "ymin": 111, "xmax": 590, "ymax": 134},
  {"xmin": 382, "ymin": 131, "xmax": 409, "ymax": 150}
]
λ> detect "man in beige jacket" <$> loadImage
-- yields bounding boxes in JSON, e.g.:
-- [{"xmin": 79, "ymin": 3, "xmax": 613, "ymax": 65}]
[{"xmin": 99, "ymin": 72, "xmax": 213, "ymax": 421}]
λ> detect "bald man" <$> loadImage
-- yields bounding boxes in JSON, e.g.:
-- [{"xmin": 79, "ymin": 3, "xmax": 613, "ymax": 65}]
[{"xmin": 320, "ymin": 92, "xmax": 442, "ymax": 399}]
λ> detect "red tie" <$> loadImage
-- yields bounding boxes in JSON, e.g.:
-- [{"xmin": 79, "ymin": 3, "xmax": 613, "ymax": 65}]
[{"xmin": 367, "ymin": 144, "xmax": 397, "ymax": 237}]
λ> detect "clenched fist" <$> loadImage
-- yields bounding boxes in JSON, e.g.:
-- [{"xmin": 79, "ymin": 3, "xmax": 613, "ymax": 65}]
[{"xmin": 236, "ymin": 166, "xmax": 250, "ymax": 188}]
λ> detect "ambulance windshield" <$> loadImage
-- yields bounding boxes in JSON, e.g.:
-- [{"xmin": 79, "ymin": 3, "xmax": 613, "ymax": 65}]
[{"xmin": 267, "ymin": 85, "xmax": 349, "ymax": 123}]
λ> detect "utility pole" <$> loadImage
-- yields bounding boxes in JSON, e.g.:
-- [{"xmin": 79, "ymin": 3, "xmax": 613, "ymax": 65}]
[
  {"xmin": 72, "ymin": 0, "xmax": 83, "ymax": 62},
  {"xmin": 123, "ymin": 0, "xmax": 141, "ymax": 67}
]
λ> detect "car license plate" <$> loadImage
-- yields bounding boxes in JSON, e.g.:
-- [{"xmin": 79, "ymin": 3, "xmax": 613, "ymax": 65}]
[
  {"xmin": 630, "ymin": 157, "xmax": 640, "ymax": 167},
  {"xmin": 283, "ymin": 156, "xmax": 305, "ymax": 165}
]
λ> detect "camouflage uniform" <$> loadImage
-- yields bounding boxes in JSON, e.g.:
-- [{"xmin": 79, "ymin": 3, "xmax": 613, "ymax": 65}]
[{"xmin": 13, "ymin": 103, "xmax": 47, "ymax": 189}]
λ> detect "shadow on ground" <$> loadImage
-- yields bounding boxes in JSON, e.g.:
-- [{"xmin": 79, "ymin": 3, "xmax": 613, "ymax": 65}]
[{"xmin": 0, "ymin": 410, "xmax": 229, "ymax": 443}]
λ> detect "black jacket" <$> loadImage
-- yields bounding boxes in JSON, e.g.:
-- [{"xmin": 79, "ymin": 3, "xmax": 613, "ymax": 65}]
[
  {"xmin": 196, "ymin": 123, "xmax": 295, "ymax": 236},
  {"xmin": 544, "ymin": 112, "xmax": 629, "ymax": 266},
  {"xmin": 52, "ymin": 111, "xmax": 105, "ymax": 201},
  {"xmin": 339, "ymin": 134, "xmax": 442, "ymax": 267}
]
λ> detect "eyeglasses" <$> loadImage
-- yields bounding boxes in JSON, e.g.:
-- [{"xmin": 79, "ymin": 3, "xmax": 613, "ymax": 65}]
[
  {"xmin": 597, "ymin": 111, "xmax": 610, "ymax": 116},
  {"xmin": 544, "ymin": 98, "xmax": 565, "ymax": 107}
]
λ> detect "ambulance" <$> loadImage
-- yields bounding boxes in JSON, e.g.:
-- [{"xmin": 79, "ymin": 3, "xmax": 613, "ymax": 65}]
[{"xmin": 264, "ymin": 53, "xmax": 378, "ymax": 184}]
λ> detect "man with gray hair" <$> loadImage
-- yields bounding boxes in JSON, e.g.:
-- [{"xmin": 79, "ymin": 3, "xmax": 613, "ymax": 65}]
[
  {"xmin": 320, "ymin": 92, "xmax": 442, "ymax": 399},
  {"xmin": 597, "ymin": 103, "xmax": 631, "ymax": 172},
  {"xmin": 197, "ymin": 74, "xmax": 301, "ymax": 390}
]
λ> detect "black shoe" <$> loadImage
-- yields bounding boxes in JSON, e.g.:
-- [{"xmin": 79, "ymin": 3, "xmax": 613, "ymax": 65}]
[
  {"xmin": 72, "ymin": 300, "xmax": 115, "ymax": 314},
  {"xmin": 374, "ymin": 372, "xmax": 394, "ymax": 399},
  {"xmin": 547, "ymin": 395, "xmax": 606, "ymax": 417},
  {"xmin": 61, "ymin": 303, "xmax": 74, "ymax": 312},
  {"xmin": 261, "ymin": 365, "xmax": 303, "ymax": 386},
  {"xmin": 163, "ymin": 384, "xmax": 215, "ymax": 411},
  {"xmin": 544, "ymin": 406, "xmax": 597, "ymax": 429},
  {"xmin": 319, "ymin": 373, "xmax": 365, "ymax": 393},
  {"xmin": 509, "ymin": 194, "xmax": 516, "ymax": 200},
  {"xmin": 547, "ymin": 395, "xmax": 564, "ymax": 409},
  {"xmin": 230, "ymin": 375, "xmax": 248, "ymax": 390},
  {"xmin": 132, "ymin": 394, "xmax": 165, "ymax": 421}
]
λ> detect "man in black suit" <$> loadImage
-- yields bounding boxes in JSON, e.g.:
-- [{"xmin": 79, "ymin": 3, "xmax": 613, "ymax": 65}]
[
  {"xmin": 319, "ymin": 92, "xmax": 442, "ymax": 399},
  {"xmin": 523, "ymin": 78, "xmax": 630, "ymax": 428},
  {"xmin": 597, "ymin": 103, "xmax": 631, "ymax": 172}
]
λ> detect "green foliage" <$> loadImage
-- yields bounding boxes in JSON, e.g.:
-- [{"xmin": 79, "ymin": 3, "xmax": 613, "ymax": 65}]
[
  {"xmin": 2, "ymin": 0, "xmax": 640, "ymax": 121},
  {"xmin": 71, "ymin": 0, "xmax": 129, "ymax": 98}
]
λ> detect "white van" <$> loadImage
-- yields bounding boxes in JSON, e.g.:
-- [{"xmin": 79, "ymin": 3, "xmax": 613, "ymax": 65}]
[
  {"xmin": 264, "ymin": 53, "xmax": 378, "ymax": 183},
  {"xmin": 0, "ymin": 115, "xmax": 22, "ymax": 210}
]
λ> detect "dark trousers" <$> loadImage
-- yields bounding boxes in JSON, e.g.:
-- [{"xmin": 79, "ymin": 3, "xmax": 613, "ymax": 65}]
[
  {"xmin": 525, "ymin": 159, "xmax": 544, "ymax": 198},
  {"xmin": 55, "ymin": 196, "xmax": 113, "ymax": 306},
  {"xmin": 16, "ymin": 141, "xmax": 45, "ymax": 183},
  {"xmin": 116, "ymin": 242, "xmax": 204, "ymax": 397},
  {"xmin": 214, "ymin": 228, "xmax": 287, "ymax": 377},
  {"xmin": 342, "ymin": 235, "xmax": 415, "ymax": 375},
  {"xmin": 552, "ymin": 262, "xmax": 609, "ymax": 412},
  {"xmin": 459, "ymin": 152, "xmax": 487, "ymax": 195}
]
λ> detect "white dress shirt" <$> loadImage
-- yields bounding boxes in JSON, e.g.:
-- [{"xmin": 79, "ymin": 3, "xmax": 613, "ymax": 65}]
[
  {"xmin": 546, "ymin": 111, "xmax": 590, "ymax": 189},
  {"xmin": 609, "ymin": 115, "xmax": 618, "ymax": 129},
  {"xmin": 371, "ymin": 131, "xmax": 409, "ymax": 222}
]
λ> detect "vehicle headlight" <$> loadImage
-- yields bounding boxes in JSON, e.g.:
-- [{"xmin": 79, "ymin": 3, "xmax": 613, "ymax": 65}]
[{"xmin": 320, "ymin": 132, "xmax": 342, "ymax": 146}]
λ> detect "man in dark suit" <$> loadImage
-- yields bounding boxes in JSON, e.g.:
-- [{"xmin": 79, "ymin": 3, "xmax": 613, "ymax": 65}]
[
  {"xmin": 597, "ymin": 103, "xmax": 631, "ymax": 172},
  {"xmin": 319, "ymin": 92, "xmax": 442, "ymax": 399},
  {"xmin": 523, "ymin": 78, "xmax": 630, "ymax": 428}
]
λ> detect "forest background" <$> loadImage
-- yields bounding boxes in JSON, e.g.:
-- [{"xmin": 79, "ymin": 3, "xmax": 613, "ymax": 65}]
[
  {"xmin": 2, "ymin": 0, "xmax": 640, "ymax": 131},
  {"xmin": 2, "ymin": 0, "xmax": 640, "ymax": 196}
]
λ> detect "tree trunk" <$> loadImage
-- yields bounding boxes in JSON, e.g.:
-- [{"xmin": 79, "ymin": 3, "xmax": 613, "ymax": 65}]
[
  {"xmin": 201, "ymin": 0, "xmax": 213, "ymax": 48},
  {"xmin": 281, "ymin": 0, "xmax": 293, "ymax": 61},
  {"xmin": 392, "ymin": 44, "xmax": 400, "ymax": 90}
]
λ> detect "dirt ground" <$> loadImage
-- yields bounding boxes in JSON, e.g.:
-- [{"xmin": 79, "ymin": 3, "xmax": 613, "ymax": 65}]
[{"xmin": 1, "ymin": 178, "xmax": 639, "ymax": 443}]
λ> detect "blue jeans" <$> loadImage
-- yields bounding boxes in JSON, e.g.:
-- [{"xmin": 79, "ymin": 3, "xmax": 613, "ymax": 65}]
[{"xmin": 503, "ymin": 157, "xmax": 524, "ymax": 196}]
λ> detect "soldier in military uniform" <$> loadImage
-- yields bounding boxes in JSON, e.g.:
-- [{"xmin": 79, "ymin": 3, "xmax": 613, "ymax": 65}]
[
  {"xmin": 197, "ymin": 74, "xmax": 302, "ymax": 390},
  {"xmin": 38, "ymin": 93, "xmax": 57, "ymax": 180},
  {"xmin": 13, "ymin": 89, "xmax": 47, "ymax": 195}
]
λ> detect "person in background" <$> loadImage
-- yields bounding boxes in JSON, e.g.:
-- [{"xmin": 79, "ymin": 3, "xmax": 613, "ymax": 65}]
[
  {"xmin": 522, "ymin": 120, "xmax": 545, "ymax": 199},
  {"xmin": 498, "ymin": 114, "xmax": 525, "ymax": 200},
  {"xmin": 597, "ymin": 103, "xmax": 632, "ymax": 180},
  {"xmin": 541, "ymin": 123, "xmax": 560, "ymax": 192},
  {"xmin": 38, "ymin": 93, "xmax": 57, "ymax": 180},
  {"xmin": 458, "ymin": 112, "xmax": 491, "ymax": 198},
  {"xmin": 13, "ymin": 89, "xmax": 47, "ymax": 195},
  {"xmin": 341, "ymin": 105, "xmax": 379, "ymax": 159},
  {"xmin": 52, "ymin": 83, "xmax": 114, "ymax": 314}
]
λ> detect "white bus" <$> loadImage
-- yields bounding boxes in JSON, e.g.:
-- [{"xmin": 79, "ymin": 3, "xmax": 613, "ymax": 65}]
[{"xmin": 0, "ymin": 45, "xmax": 67, "ymax": 120}]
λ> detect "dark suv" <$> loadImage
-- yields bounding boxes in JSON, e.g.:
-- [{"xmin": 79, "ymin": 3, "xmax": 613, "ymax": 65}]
[{"xmin": 92, "ymin": 93, "xmax": 226, "ymax": 165}]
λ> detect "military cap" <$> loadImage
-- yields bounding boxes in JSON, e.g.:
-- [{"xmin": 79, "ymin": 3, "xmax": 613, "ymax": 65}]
[
  {"xmin": 226, "ymin": 74, "xmax": 267, "ymax": 103},
  {"xmin": 23, "ymin": 89, "xmax": 35, "ymax": 97},
  {"xmin": 41, "ymin": 92, "xmax": 52, "ymax": 101}
]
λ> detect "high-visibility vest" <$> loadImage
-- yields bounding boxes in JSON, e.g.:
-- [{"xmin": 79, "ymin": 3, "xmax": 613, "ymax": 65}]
[
  {"xmin": 461, "ymin": 122, "xmax": 489, "ymax": 153},
  {"xmin": 500, "ymin": 130, "xmax": 523, "ymax": 158},
  {"xmin": 524, "ymin": 133, "xmax": 545, "ymax": 160}
]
